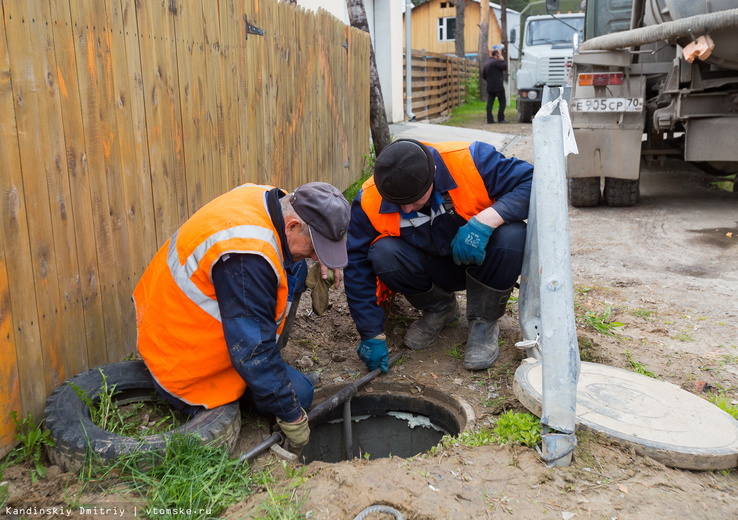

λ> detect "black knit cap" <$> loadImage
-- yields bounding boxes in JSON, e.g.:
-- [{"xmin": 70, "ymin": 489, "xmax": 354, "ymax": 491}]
[{"xmin": 373, "ymin": 139, "xmax": 435, "ymax": 205}]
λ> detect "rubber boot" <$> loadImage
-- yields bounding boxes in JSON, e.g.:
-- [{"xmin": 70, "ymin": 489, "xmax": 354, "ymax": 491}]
[
  {"xmin": 403, "ymin": 285, "xmax": 460, "ymax": 350},
  {"xmin": 463, "ymin": 274, "xmax": 514, "ymax": 370}
]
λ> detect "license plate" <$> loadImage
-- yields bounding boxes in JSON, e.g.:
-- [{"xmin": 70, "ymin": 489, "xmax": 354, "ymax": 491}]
[{"xmin": 571, "ymin": 98, "xmax": 643, "ymax": 112}]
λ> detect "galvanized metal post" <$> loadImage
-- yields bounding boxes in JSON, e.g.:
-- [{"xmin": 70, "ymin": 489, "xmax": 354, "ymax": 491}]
[{"xmin": 517, "ymin": 86, "xmax": 580, "ymax": 467}]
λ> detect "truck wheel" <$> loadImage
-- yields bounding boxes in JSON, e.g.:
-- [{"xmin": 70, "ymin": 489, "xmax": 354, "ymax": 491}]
[
  {"xmin": 518, "ymin": 102, "xmax": 534, "ymax": 124},
  {"xmin": 604, "ymin": 177, "xmax": 639, "ymax": 207},
  {"xmin": 568, "ymin": 177, "xmax": 601, "ymax": 207},
  {"xmin": 44, "ymin": 361, "xmax": 241, "ymax": 472}
]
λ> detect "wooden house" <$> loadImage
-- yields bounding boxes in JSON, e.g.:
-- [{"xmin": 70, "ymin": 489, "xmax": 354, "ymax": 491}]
[{"xmin": 404, "ymin": 0, "xmax": 516, "ymax": 58}]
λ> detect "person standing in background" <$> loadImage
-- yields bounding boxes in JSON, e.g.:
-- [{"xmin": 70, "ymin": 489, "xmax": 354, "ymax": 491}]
[{"xmin": 482, "ymin": 49, "xmax": 508, "ymax": 124}]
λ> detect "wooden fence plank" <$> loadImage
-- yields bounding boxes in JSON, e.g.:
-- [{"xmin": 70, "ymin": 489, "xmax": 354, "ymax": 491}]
[
  {"xmin": 0, "ymin": 8, "xmax": 25, "ymax": 443},
  {"xmin": 48, "ymin": 0, "xmax": 106, "ymax": 370},
  {"xmin": 136, "ymin": 0, "xmax": 187, "ymax": 242},
  {"xmin": 4, "ymin": 1, "xmax": 74, "ymax": 401},
  {"xmin": 67, "ymin": 0, "xmax": 129, "ymax": 362},
  {"xmin": 217, "ymin": 0, "xmax": 242, "ymax": 190}
]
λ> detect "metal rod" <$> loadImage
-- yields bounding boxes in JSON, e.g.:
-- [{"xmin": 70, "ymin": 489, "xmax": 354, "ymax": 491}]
[
  {"xmin": 240, "ymin": 350, "xmax": 406, "ymax": 464},
  {"xmin": 343, "ymin": 399, "xmax": 353, "ymax": 459}
]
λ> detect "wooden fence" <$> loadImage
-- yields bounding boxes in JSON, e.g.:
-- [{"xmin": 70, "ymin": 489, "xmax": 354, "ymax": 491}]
[
  {"xmin": 0, "ymin": 0, "xmax": 370, "ymax": 456},
  {"xmin": 404, "ymin": 50, "xmax": 477, "ymax": 120}
]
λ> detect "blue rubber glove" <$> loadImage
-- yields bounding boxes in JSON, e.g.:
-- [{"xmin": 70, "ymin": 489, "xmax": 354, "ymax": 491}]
[
  {"xmin": 357, "ymin": 334, "xmax": 389, "ymax": 373},
  {"xmin": 450, "ymin": 216, "xmax": 494, "ymax": 266}
]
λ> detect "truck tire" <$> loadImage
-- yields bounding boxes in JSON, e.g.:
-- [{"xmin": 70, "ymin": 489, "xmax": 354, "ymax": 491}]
[
  {"xmin": 44, "ymin": 361, "xmax": 241, "ymax": 472},
  {"xmin": 604, "ymin": 177, "xmax": 639, "ymax": 207},
  {"xmin": 518, "ymin": 101, "xmax": 535, "ymax": 123},
  {"xmin": 568, "ymin": 177, "xmax": 601, "ymax": 207}
]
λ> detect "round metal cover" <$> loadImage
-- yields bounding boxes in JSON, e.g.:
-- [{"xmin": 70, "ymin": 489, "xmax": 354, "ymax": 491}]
[{"xmin": 514, "ymin": 360, "xmax": 738, "ymax": 470}]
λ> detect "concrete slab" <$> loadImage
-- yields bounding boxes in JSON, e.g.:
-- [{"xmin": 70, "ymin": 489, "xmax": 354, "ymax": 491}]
[
  {"xmin": 514, "ymin": 360, "xmax": 738, "ymax": 470},
  {"xmin": 389, "ymin": 122, "xmax": 515, "ymax": 150}
]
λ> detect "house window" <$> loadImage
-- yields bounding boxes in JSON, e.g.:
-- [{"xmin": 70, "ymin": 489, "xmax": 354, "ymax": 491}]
[
  {"xmin": 438, "ymin": 17, "xmax": 456, "ymax": 41},
  {"xmin": 440, "ymin": 1, "xmax": 448, "ymax": 7}
]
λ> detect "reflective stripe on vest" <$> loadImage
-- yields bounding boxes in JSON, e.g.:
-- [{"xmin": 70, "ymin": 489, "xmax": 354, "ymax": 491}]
[{"xmin": 167, "ymin": 224, "xmax": 284, "ymax": 324}]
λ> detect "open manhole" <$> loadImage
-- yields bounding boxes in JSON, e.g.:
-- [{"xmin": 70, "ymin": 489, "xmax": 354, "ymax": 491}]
[{"xmin": 302, "ymin": 382, "xmax": 474, "ymax": 463}]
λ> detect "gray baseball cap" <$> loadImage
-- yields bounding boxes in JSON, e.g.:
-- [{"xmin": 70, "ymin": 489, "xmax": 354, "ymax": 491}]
[{"xmin": 290, "ymin": 182, "xmax": 350, "ymax": 269}]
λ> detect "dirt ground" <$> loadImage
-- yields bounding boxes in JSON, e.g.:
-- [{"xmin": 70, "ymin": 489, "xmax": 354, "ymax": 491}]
[{"xmin": 4, "ymin": 121, "xmax": 738, "ymax": 519}]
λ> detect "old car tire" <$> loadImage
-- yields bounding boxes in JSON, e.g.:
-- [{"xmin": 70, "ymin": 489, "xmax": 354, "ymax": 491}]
[
  {"xmin": 568, "ymin": 177, "xmax": 601, "ymax": 207},
  {"xmin": 604, "ymin": 177, "xmax": 639, "ymax": 207},
  {"xmin": 44, "ymin": 361, "xmax": 240, "ymax": 472}
]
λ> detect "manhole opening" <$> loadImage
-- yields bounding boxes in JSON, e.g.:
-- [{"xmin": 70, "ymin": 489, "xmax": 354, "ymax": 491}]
[{"xmin": 302, "ymin": 388, "xmax": 468, "ymax": 464}]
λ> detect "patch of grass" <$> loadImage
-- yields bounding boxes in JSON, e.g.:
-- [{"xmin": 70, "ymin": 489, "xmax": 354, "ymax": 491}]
[
  {"xmin": 706, "ymin": 392, "xmax": 738, "ymax": 420},
  {"xmin": 445, "ymin": 343, "xmax": 464, "ymax": 360},
  {"xmin": 581, "ymin": 306, "xmax": 624, "ymax": 337},
  {"xmin": 627, "ymin": 307, "xmax": 655, "ymax": 319},
  {"xmin": 624, "ymin": 350, "xmax": 658, "ymax": 379},
  {"xmin": 253, "ymin": 462, "xmax": 309, "ymax": 519},
  {"xmin": 494, "ymin": 411, "xmax": 542, "ymax": 448},
  {"xmin": 719, "ymin": 354, "xmax": 738, "ymax": 366},
  {"xmin": 6, "ymin": 411, "xmax": 55, "ymax": 483},
  {"xmin": 577, "ymin": 337, "xmax": 598, "ymax": 363},
  {"xmin": 673, "ymin": 330, "xmax": 695, "ymax": 342},
  {"xmin": 68, "ymin": 369, "xmax": 182, "ymax": 437},
  {"xmin": 343, "ymin": 143, "xmax": 377, "ymax": 203},
  {"xmin": 77, "ymin": 434, "xmax": 260, "ymax": 520},
  {"xmin": 443, "ymin": 96, "xmax": 519, "ymax": 128}
]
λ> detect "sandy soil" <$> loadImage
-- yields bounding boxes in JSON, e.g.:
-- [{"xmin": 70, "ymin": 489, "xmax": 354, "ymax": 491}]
[{"xmin": 4, "ymin": 122, "xmax": 738, "ymax": 520}]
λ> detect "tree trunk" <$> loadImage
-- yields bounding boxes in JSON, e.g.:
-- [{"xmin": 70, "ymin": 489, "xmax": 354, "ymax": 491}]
[
  {"xmin": 454, "ymin": 0, "xmax": 465, "ymax": 58},
  {"xmin": 346, "ymin": 0, "xmax": 392, "ymax": 157},
  {"xmin": 478, "ymin": 0, "xmax": 490, "ymax": 102},
  {"xmin": 500, "ymin": 0, "xmax": 509, "ymax": 83}
]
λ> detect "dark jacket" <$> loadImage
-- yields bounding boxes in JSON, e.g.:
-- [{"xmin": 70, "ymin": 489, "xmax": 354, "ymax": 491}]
[
  {"xmin": 344, "ymin": 141, "xmax": 532, "ymax": 340},
  {"xmin": 482, "ymin": 57, "xmax": 507, "ymax": 92}
]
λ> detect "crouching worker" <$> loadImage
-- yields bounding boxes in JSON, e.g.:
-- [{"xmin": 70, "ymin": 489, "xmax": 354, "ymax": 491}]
[
  {"xmin": 344, "ymin": 140, "xmax": 532, "ymax": 371},
  {"xmin": 133, "ymin": 182, "xmax": 350, "ymax": 455}
]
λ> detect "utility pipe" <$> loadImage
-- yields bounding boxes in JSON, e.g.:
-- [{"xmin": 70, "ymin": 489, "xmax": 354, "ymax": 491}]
[
  {"xmin": 579, "ymin": 9, "xmax": 738, "ymax": 51},
  {"xmin": 240, "ymin": 350, "xmax": 407, "ymax": 464},
  {"xmin": 405, "ymin": 0, "xmax": 416, "ymax": 121}
]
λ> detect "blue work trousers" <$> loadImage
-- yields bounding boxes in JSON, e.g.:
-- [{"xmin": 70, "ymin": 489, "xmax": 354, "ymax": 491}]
[{"xmin": 368, "ymin": 221, "xmax": 526, "ymax": 295}]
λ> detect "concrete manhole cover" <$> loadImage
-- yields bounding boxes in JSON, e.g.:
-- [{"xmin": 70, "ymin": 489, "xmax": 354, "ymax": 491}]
[{"xmin": 514, "ymin": 360, "xmax": 738, "ymax": 470}]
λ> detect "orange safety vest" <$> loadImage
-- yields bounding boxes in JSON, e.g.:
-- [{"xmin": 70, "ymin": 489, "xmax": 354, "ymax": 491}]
[
  {"xmin": 133, "ymin": 184, "xmax": 289, "ymax": 409},
  {"xmin": 360, "ymin": 141, "xmax": 494, "ymax": 240}
]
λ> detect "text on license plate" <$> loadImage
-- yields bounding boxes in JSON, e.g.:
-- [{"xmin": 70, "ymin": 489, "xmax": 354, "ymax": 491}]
[{"xmin": 572, "ymin": 98, "xmax": 643, "ymax": 112}]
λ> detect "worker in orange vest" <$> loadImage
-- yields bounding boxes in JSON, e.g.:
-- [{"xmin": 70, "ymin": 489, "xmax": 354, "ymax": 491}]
[
  {"xmin": 134, "ymin": 182, "xmax": 350, "ymax": 455},
  {"xmin": 345, "ymin": 140, "xmax": 532, "ymax": 372}
]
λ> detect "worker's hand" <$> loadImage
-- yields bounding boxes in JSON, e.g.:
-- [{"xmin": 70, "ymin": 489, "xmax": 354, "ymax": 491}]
[
  {"xmin": 320, "ymin": 261, "xmax": 342, "ymax": 289},
  {"xmin": 275, "ymin": 409, "xmax": 310, "ymax": 457},
  {"xmin": 451, "ymin": 216, "xmax": 494, "ymax": 265},
  {"xmin": 357, "ymin": 334, "xmax": 389, "ymax": 373}
]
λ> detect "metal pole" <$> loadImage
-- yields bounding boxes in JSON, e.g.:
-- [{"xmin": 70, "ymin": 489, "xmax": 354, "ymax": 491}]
[
  {"xmin": 239, "ymin": 350, "xmax": 407, "ymax": 464},
  {"xmin": 518, "ymin": 86, "xmax": 579, "ymax": 467},
  {"xmin": 405, "ymin": 0, "xmax": 416, "ymax": 121},
  {"xmin": 343, "ymin": 400, "xmax": 353, "ymax": 459}
]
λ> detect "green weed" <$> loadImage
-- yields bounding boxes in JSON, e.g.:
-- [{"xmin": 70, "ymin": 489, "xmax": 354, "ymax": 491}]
[
  {"xmin": 494, "ymin": 411, "xmax": 542, "ymax": 448},
  {"xmin": 445, "ymin": 343, "xmax": 464, "ymax": 360},
  {"xmin": 68, "ymin": 369, "xmax": 180, "ymax": 437},
  {"xmin": 628, "ymin": 307, "xmax": 655, "ymax": 319},
  {"xmin": 673, "ymin": 330, "xmax": 695, "ymax": 342},
  {"xmin": 78, "ymin": 434, "xmax": 258, "ymax": 520},
  {"xmin": 582, "ymin": 306, "xmax": 624, "ymax": 337},
  {"xmin": 343, "ymin": 143, "xmax": 377, "ymax": 203},
  {"xmin": 707, "ymin": 392, "xmax": 738, "ymax": 420},
  {"xmin": 6, "ymin": 411, "xmax": 55, "ymax": 483},
  {"xmin": 625, "ymin": 350, "xmax": 658, "ymax": 379}
]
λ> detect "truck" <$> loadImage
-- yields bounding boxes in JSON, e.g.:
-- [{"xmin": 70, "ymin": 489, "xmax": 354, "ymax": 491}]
[
  {"xmin": 565, "ymin": 0, "xmax": 738, "ymax": 206},
  {"xmin": 516, "ymin": 12, "xmax": 585, "ymax": 123}
]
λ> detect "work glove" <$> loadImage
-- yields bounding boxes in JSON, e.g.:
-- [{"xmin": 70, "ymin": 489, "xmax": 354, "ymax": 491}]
[
  {"xmin": 357, "ymin": 334, "xmax": 389, "ymax": 373},
  {"xmin": 450, "ymin": 216, "xmax": 494, "ymax": 266},
  {"xmin": 305, "ymin": 262, "xmax": 335, "ymax": 315},
  {"xmin": 275, "ymin": 409, "xmax": 310, "ymax": 457}
]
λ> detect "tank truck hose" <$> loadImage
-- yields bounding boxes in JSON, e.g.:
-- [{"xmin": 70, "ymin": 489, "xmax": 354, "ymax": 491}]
[
  {"xmin": 580, "ymin": 8, "xmax": 738, "ymax": 51},
  {"xmin": 353, "ymin": 505, "xmax": 405, "ymax": 520}
]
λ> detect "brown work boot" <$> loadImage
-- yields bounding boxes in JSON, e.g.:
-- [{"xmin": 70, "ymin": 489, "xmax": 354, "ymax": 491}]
[{"xmin": 403, "ymin": 285, "xmax": 460, "ymax": 350}]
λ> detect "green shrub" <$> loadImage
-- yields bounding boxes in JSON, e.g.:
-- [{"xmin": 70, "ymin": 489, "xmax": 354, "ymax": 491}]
[{"xmin": 7, "ymin": 411, "xmax": 55, "ymax": 483}]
